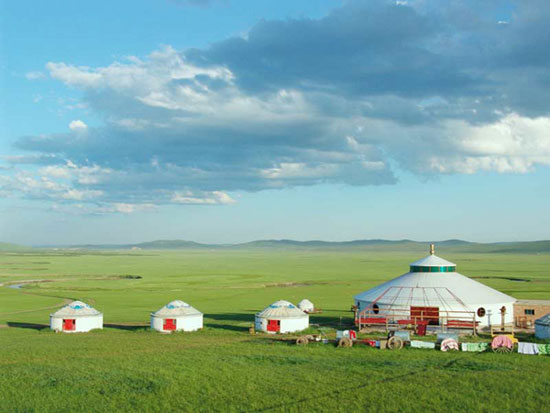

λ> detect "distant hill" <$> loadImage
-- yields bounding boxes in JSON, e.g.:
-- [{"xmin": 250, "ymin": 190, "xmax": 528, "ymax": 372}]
[
  {"xmin": 473, "ymin": 240, "xmax": 550, "ymax": 254},
  {"xmin": 133, "ymin": 240, "xmax": 218, "ymax": 249},
  {"xmin": 234, "ymin": 239, "xmax": 420, "ymax": 250},
  {"xmin": 30, "ymin": 238, "xmax": 550, "ymax": 253},
  {"xmin": 0, "ymin": 242, "xmax": 32, "ymax": 252}
]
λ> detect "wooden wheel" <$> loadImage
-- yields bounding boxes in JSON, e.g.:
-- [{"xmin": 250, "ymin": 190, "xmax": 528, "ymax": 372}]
[
  {"xmin": 296, "ymin": 336, "xmax": 309, "ymax": 345},
  {"xmin": 493, "ymin": 345, "xmax": 512, "ymax": 353},
  {"xmin": 387, "ymin": 336, "xmax": 404, "ymax": 350},
  {"xmin": 338, "ymin": 337, "xmax": 353, "ymax": 348}
]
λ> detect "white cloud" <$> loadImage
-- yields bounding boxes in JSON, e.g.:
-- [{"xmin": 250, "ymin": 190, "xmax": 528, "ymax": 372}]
[
  {"xmin": 25, "ymin": 71, "xmax": 45, "ymax": 80},
  {"xmin": 39, "ymin": 161, "xmax": 112, "ymax": 184},
  {"xmin": 39, "ymin": 165, "xmax": 72, "ymax": 179},
  {"xmin": 51, "ymin": 202, "xmax": 156, "ymax": 215},
  {"xmin": 69, "ymin": 120, "xmax": 87, "ymax": 131},
  {"xmin": 46, "ymin": 46, "xmax": 233, "ymax": 93},
  {"xmin": 426, "ymin": 114, "xmax": 550, "ymax": 174},
  {"xmin": 8, "ymin": 0, "xmax": 550, "ymax": 215},
  {"xmin": 108, "ymin": 203, "xmax": 156, "ymax": 213},
  {"xmin": 171, "ymin": 190, "xmax": 236, "ymax": 205},
  {"xmin": 260, "ymin": 162, "xmax": 339, "ymax": 179},
  {"xmin": 47, "ymin": 62, "xmax": 102, "ymax": 88},
  {"xmin": 61, "ymin": 189, "xmax": 103, "ymax": 200}
]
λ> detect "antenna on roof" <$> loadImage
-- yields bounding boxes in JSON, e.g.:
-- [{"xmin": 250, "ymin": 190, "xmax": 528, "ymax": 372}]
[{"xmin": 429, "ymin": 243, "xmax": 435, "ymax": 255}]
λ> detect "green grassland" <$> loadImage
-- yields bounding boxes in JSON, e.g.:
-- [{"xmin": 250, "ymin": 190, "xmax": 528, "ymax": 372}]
[{"xmin": 1, "ymin": 247, "xmax": 550, "ymax": 412}]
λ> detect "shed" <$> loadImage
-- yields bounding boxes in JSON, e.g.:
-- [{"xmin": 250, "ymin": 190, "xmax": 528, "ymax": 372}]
[
  {"xmin": 535, "ymin": 314, "xmax": 550, "ymax": 340},
  {"xmin": 50, "ymin": 300, "xmax": 103, "ymax": 333},
  {"xmin": 255, "ymin": 300, "xmax": 309, "ymax": 334},
  {"xmin": 151, "ymin": 300, "xmax": 203, "ymax": 332}
]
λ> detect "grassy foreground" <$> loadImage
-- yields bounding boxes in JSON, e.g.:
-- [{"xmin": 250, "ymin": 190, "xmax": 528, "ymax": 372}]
[{"xmin": 1, "ymin": 248, "xmax": 550, "ymax": 412}]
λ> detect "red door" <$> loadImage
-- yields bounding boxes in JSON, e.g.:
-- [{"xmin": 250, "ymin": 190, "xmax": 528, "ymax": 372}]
[
  {"xmin": 410, "ymin": 306, "xmax": 439, "ymax": 325},
  {"xmin": 163, "ymin": 318, "xmax": 176, "ymax": 331},
  {"xmin": 63, "ymin": 319, "xmax": 75, "ymax": 331},
  {"xmin": 267, "ymin": 319, "xmax": 280, "ymax": 332}
]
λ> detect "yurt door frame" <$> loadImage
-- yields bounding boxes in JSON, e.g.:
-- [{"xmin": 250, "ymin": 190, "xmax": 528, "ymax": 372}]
[
  {"xmin": 410, "ymin": 306, "xmax": 439, "ymax": 325},
  {"xmin": 63, "ymin": 319, "xmax": 76, "ymax": 331},
  {"xmin": 267, "ymin": 319, "xmax": 280, "ymax": 332},
  {"xmin": 163, "ymin": 318, "xmax": 176, "ymax": 331}
]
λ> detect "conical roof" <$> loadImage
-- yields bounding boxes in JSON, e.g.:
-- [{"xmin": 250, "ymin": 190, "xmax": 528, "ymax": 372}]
[
  {"xmin": 535, "ymin": 313, "xmax": 550, "ymax": 326},
  {"xmin": 298, "ymin": 299, "xmax": 314, "ymax": 308},
  {"xmin": 51, "ymin": 301, "xmax": 101, "ymax": 317},
  {"xmin": 152, "ymin": 300, "xmax": 202, "ymax": 317},
  {"xmin": 354, "ymin": 246, "xmax": 516, "ymax": 308},
  {"xmin": 257, "ymin": 300, "xmax": 307, "ymax": 318},
  {"xmin": 410, "ymin": 254, "xmax": 455, "ymax": 268}
]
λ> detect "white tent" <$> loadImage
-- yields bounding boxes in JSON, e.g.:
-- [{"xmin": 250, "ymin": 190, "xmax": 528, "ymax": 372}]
[
  {"xmin": 354, "ymin": 245, "xmax": 516, "ymax": 328},
  {"xmin": 298, "ymin": 299, "xmax": 315, "ymax": 313},
  {"xmin": 50, "ymin": 300, "xmax": 103, "ymax": 333},
  {"xmin": 535, "ymin": 314, "xmax": 550, "ymax": 339},
  {"xmin": 255, "ymin": 300, "xmax": 309, "ymax": 333},
  {"xmin": 151, "ymin": 300, "xmax": 203, "ymax": 332}
]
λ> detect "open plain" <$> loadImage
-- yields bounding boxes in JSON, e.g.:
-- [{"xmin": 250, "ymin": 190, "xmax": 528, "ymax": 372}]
[{"xmin": 1, "ymin": 245, "xmax": 550, "ymax": 412}]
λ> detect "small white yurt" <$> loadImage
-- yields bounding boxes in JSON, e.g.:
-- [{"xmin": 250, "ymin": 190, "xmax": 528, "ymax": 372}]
[
  {"xmin": 354, "ymin": 245, "xmax": 516, "ymax": 329},
  {"xmin": 50, "ymin": 300, "xmax": 103, "ymax": 333},
  {"xmin": 298, "ymin": 299, "xmax": 315, "ymax": 313},
  {"xmin": 255, "ymin": 300, "xmax": 309, "ymax": 333},
  {"xmin": 151, "ymin": 300, "xmax": 203, "ymax": 332},
  {"xmin": 535, "ymin": 314, "xmax": 550, "ymax": 339}
]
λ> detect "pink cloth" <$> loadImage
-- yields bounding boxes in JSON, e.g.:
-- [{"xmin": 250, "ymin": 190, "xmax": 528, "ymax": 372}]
[
  {"xmin": 440, "ymin": 338, "xmax": 459, "ymax": 351},
  {"xmin": 491, "ymin": 335, "xmax": 513, "ymax": 349}
]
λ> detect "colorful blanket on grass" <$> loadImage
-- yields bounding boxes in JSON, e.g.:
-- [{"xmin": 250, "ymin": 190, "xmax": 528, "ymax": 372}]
[
  {"xmin": 410, "ymin": 340, "xmax": 436, "ymax": 349},
  {"xmin": 461, "ymin": 342, "xmax": 489, "ymax": 352},
  {"xmin": 491, "ymin": 335, "xmax": 513, "ymax": 350}
]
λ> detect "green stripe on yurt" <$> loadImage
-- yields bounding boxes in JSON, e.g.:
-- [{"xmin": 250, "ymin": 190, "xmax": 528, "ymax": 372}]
[{"xmin": 410, "ymin": 265, "xmax": 456, "ymax": 273}]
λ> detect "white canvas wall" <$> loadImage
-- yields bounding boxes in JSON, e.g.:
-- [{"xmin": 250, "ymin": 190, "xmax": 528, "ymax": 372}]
[
  {"xmin": 150, "ymin": 314, "xmax": 203, "ymax": 332},
  {"xmin": 280, "ymin": 317, "xmax": 309, "ymax": 333},
  {"xmin": 255, "ymin": 316, "xmax": 309, "ymax": 333},
  {"xmin": 355, "ymin": 299, "xmax": 515, "ymax": 328},
  {"xmin": 50, "ymin": 315, "xmax": 103, "ymax": 333},
  {"xmin": 254, "ymin": 316, "xmax": 266, "ymax": 332}
]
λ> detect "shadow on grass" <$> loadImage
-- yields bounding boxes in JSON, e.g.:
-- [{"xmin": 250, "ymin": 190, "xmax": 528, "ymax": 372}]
[
  {"xmin": 205, "ymin": 312, "xmax": 354, "ymax": 330},
  {"xmin": 206, "ymin": 323, "xmax": 250, "ymax": 333},
  {"xmin": 204, "ymin": 313, "xmax": 254, "ymax": 333},
  {"xmin": 7, "ymin": 322, "xmax": 49, "ymax": 330},
  {"xmin": 104, "ymin": 323, "xmax": 150, "ymax": 331},
  {"xmin": 205, "ymin": 313, "xmax": 254, "ymax": 323},
  {"xmin": 309, "ymin": 314, "xmax": 354, "ymax": 328}
]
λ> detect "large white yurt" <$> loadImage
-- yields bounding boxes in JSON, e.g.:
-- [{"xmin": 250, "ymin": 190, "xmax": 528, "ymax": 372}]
[
  {"xmin": 298, "ymin": 299, "xmax": 315, "ymax": 313},
  {"xmin": 354, "ymin": 245, "xmax": 516, "ymax": 329},
  {"xmin": 535, "ymin": 314, "xmax": 550, "ymax": 339},
  {"xmin": 255, "ymin": 300, "xmax": 309, "ymax": 333},
  {"xmin": 151, "ymin": 300, "xmax": 203, "ymax": 332},
  {"xmin": 50, "ymin": 300, "xmax": 103, "ymax": 333}
]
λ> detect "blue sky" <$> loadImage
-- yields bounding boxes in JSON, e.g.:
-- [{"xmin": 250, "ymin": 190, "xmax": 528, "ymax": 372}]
[{"xmin": 1, "ymin": 0, "xmax": 549, "ymax": 245}]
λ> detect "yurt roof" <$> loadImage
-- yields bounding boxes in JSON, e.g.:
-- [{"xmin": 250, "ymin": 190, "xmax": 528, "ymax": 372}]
[
  {"xmin": 51, "ymin": 301, "xmax": 102, "ymax": 318},
  {"xmin": 535, "ymin": 313, "xmax": 550, "ymax": 326},
  {"xmin": 298, "ymin": 299, "xmax": 314, "ymax": 307},
  {"xmin": 410, "ymin": 254, "xmax": 455, "ymax": 268},
  {"xmin": 152, "ymin": 300, "xmax": 202, "ymax": 317},
  {"xmin": 257, "ymin": 300, "xmax": 307, "ymax": 318},
  {"xmin": 354, "ymin": 247, "xmax": 516, "ymax": 308}
]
